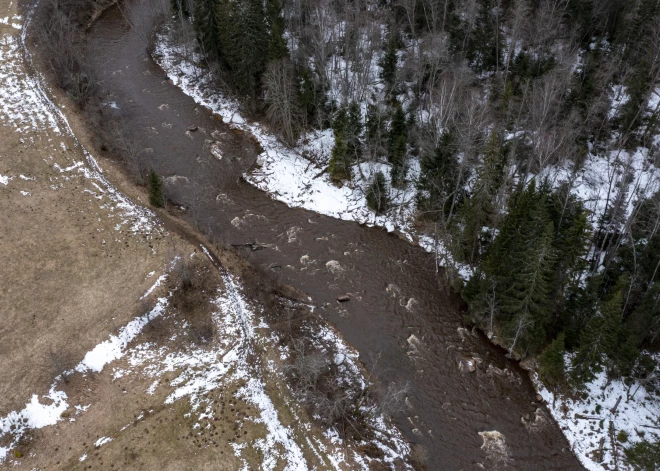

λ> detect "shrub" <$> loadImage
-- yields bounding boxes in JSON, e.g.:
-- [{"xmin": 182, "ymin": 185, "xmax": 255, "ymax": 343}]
[
  {"xmin": 625, "ymin": 439, "xmax": 660, "ymax": 469},
  {"xmin": 33, "ymin": 0, "xmax": 100, "ymax": 109},
  {"xmin": 366, "ymin": 171, "xmax": 389, "ymax": 214},
  {"xmin": 148, "ymin": 169, "xmax": 164, "ymax": 207},
  {"xmin": 538, "ymin": 332, "xmax": 566, "ymax": 387},
  {"xmin": 169, "ymin": 257, "xmax": 217, "ymax": 344},
  {"xmin": 617, "ymin": 430, "xmax": 629, "ymax": 443}
]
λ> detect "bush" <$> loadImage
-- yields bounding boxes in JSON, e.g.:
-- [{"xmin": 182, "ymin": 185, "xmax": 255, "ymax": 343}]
[
  {"xmin": 618, "ymin": 430, "xmax": 629, "ymax": 443},
  {"xmin": 33, "ymin": 0, "xmax": 100, "ymax": 109},
  {"xmin": 169, "ymin": 257, "xmax": 217, "ymax": 344},
  {"xmin": 625, "ymin": 439, "xmax": 660, "ymax": 469},
  {"xmin": 148, "ymin": 169, "xmax": 164, "ymax": 207},
  {"xmin": 366, "ymin": 171, "xmax": 389, "ymax": 214},
  {"xmin": 538, "ymin": 332, "xmax": 566, "ymax": 387}
]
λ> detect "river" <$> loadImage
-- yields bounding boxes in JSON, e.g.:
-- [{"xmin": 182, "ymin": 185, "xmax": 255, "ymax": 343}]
[{"xmin": 45, "ymin": 2, "xmax": 584, "ymax": 468}]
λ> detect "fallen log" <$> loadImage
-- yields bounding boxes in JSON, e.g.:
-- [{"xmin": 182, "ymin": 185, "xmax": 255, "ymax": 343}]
[{"xmin": 231, "ymin": 242, "xmax": 272, "ymax": 252}]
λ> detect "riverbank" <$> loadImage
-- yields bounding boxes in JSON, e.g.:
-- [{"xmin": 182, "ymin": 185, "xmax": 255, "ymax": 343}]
[
  {"xmin": 148, "ymin": 15, "xmax": 660, "ymax": 471},
  {"xmin": 0, "ymin": 2, "xmax": 413, "ymax": 467},
  {"xmin": 150, "ymin": 21, "xmax": 474, "ymax": 283},
  {"xmin": 60, "ymin": 0, "xmax": 594, "ymax": 467}
]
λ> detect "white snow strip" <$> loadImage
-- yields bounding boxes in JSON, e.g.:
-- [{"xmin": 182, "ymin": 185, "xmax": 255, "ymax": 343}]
[
  {"xmin": 0, "ymin": 296, "xmax": 168, "ymax": 461},
  {"xmin": 76, "ymin": 298, "xmax": 167, "ymax": 373},
  {"xmin": 94, "ymin": 436, "xmax": 112, "ymax": 448}
]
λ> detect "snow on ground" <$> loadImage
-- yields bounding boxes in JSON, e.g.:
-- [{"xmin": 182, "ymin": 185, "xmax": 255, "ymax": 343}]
[
  {"xmin": 0, "ymin": 250, "xmax": 410, "ymax": 467},
  {"xmin": 0, "ymin": 278, "xmax": 169, "ymax": 461},
  {"xmin": 0, "ymin": 9, "xmax": 168, "ymax": 460},
  {"xmin": 152, "ymin": 26, "xmax": 422, "ymax": 242},
  {"xmin": 153, "ymin": 23, "xmax": 660, "ymax": 284},
  {"xmin": 549, "ymin": 144, "xmax": 659, "ymax": 228},
  {"xmin": 122, "ymin": 249, "xmax": 411, "ymax": 469},
  {"xmin": 0, "ymin": 9, "xmax": 161, "ymax": 236},
  {"xmin": 533, "ymin": 365, "xmax": 660, "ymax": 471},
  {"xmin": 152, "ymin": 24, "xmax": 660, "ymax": 470},
  {"xmin": 94, "ymin": 436, "xmax": 113, "ymax": 448}
]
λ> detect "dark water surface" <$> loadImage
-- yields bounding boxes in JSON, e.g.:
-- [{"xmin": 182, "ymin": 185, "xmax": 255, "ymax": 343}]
[{"xmin": 76, "ymin": 4, "xmax": 583, "ymax": 469}]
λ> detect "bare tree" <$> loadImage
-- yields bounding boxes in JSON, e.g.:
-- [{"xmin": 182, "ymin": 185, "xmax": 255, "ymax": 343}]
[
  {"xmin": 110, "ymin": 119, "xmax": 148, "ymax": 184},
  {"xmin": 263, "ymin": 59, "xmax": 304, "ymax": 145},
  {"xmin": 44, "ymin": 348, "xmax": 74, "ymax": 384},
  {"xmin": 503, "ymin": 0, "xmax": 531, "ymax": 81},
  {"xmin": 508, "ymin": 314, "xmax": 534, "ymax": 356}
]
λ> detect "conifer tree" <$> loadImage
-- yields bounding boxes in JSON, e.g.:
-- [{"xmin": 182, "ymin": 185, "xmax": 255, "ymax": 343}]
[
  {"xmin": 266, "ymin": 0, "xmax": 288, "ymax": 61},
  {"xmin": 417, "ymin": 131, "xmax": 459, "ymax": 217},
  {"xmin": 572, "ymin": 289, "xmax": 624, "ymax": 383},
  {"xmin": 298, "ymin": 67, "xmax": 324, "ymax": 125},
  {"xmin": 388, "ymin": 103, "xmax": 407, "ymax": 187},
  {"xmin": 346, "ymin": 102, "xmax": 363, "ymax": 161},
  {"xmin": 471, "ymin": 181, "xmax": 558, "ymax": 354},
  {"xmin": 539, "ymin": 332, "xmax": 566, "ymax": 387},
  {"xmin": 194, "ymin": 0, "xmax": 221, "ymax": 61},
  {"xmin": 460, "ymin": 131, "xmax": 506, "ymax": 262},
  {"xmin": 217, "ymin": 0, "xmax": 269, "ymax": 99},
  {"xmin": 329, "ymin": 133, "xmax": 351, "ymax": 181},
  {"xmin": 148, "ymin": 169, "xmax": 163, "ymax": 208},
  {"xmin": 380, "ymin": 31, "xmax": 399, "ymax": 95},
  {"xmin": 548, "ymin": 188, "xmax": 591, "ymax": 304},
  {"xmin": 328, "ymin": 104, "xmax": 362, "ymax": 181},
  {"xmin": 501, "ymin": 221, "xmax": 556, "ymax": 353}
]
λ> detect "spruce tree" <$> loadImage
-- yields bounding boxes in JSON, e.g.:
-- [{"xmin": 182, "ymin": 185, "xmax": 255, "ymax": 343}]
[
  {"xmin": 548, "ymin": 187, "xmax": 591, "ymax": 310},
  {"xmin": 194, "ymin": 0, "xmax": 221, "ymax": 61},
  {"xmin": 472, "ymin": 181, "xmax": 558, "ymax": 354},
  {"xmin": 388, "ymin": 103, "xmax": 407, "ymax": 187},
  {"xmin": 266, "ymin": 0, "xmax": 288, "ymax": 61},
  {"xmin": 379, "ymin": 32, "xmax": 398, "ymax": 95},
  {"xmin": 572, "ymin": 289, "xmax": 624, "ymax": 383},
  {"xmin": 346, "ymin": 102, "xmax": 363, "ymax": 161},
  {"xmin": 460, "ymin": 131, "xmax": 506, "ymax": 262},
  {"xmin": 148, "ymin": 169, "xmax": 163, "ymax": 208},
  {"xmin": 217, "ymin": 0, "xmax": 269, "ymax": 99},
  {"xmin": 329, "ymin": 133, "xmax": 351, "ymax": 181},
  {"xmin": 539, "ymin": 332, "xmax": 566, "ymax": 387},
  {"xmin": 417, "ymin": 131, "xmax": 459, "ymax": 217},
  {"xmin": 328, "ymin": 105, "xmax": 360, "ymax": 182},
  {"xmin": 501, "ymin": 221, "xmax": 556, "ymax": 353},
  {"xmin": 298, "ymin": 66, "xmax": 323, "ymax": 125}
]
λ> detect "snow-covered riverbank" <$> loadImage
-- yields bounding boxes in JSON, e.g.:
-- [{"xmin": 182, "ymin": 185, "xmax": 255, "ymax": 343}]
[
  {"xmin": 533, "ymin": 366, "xmax": 660, "ymax": 471},
  {"xmin": 151, "ymin": 21, "xmax": 660, "ymax": 471},
  {"xmin": 151, "ymin": 26, "xmax": 426, "ymax": 239}
]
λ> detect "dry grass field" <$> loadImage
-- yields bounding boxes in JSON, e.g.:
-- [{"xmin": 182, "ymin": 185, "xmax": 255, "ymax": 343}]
[{"xmin": 0, "ymin": 2, "xmax": 410, "ymax": 469}]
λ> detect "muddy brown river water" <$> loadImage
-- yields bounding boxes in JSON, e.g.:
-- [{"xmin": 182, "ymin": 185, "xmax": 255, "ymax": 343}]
[{"xmin": 28, "ymin": 2, "xmax": 585, "ymax": 468}]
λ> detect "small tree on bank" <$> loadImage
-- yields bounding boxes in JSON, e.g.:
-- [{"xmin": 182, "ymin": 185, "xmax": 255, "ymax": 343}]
[
  {"xmin": 148, "ymin": 169, "xmax": 164, "ymax": 208},
  {"xmin": 366, "ymin": 171, "xmax": 389, "ymax": 214}
]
